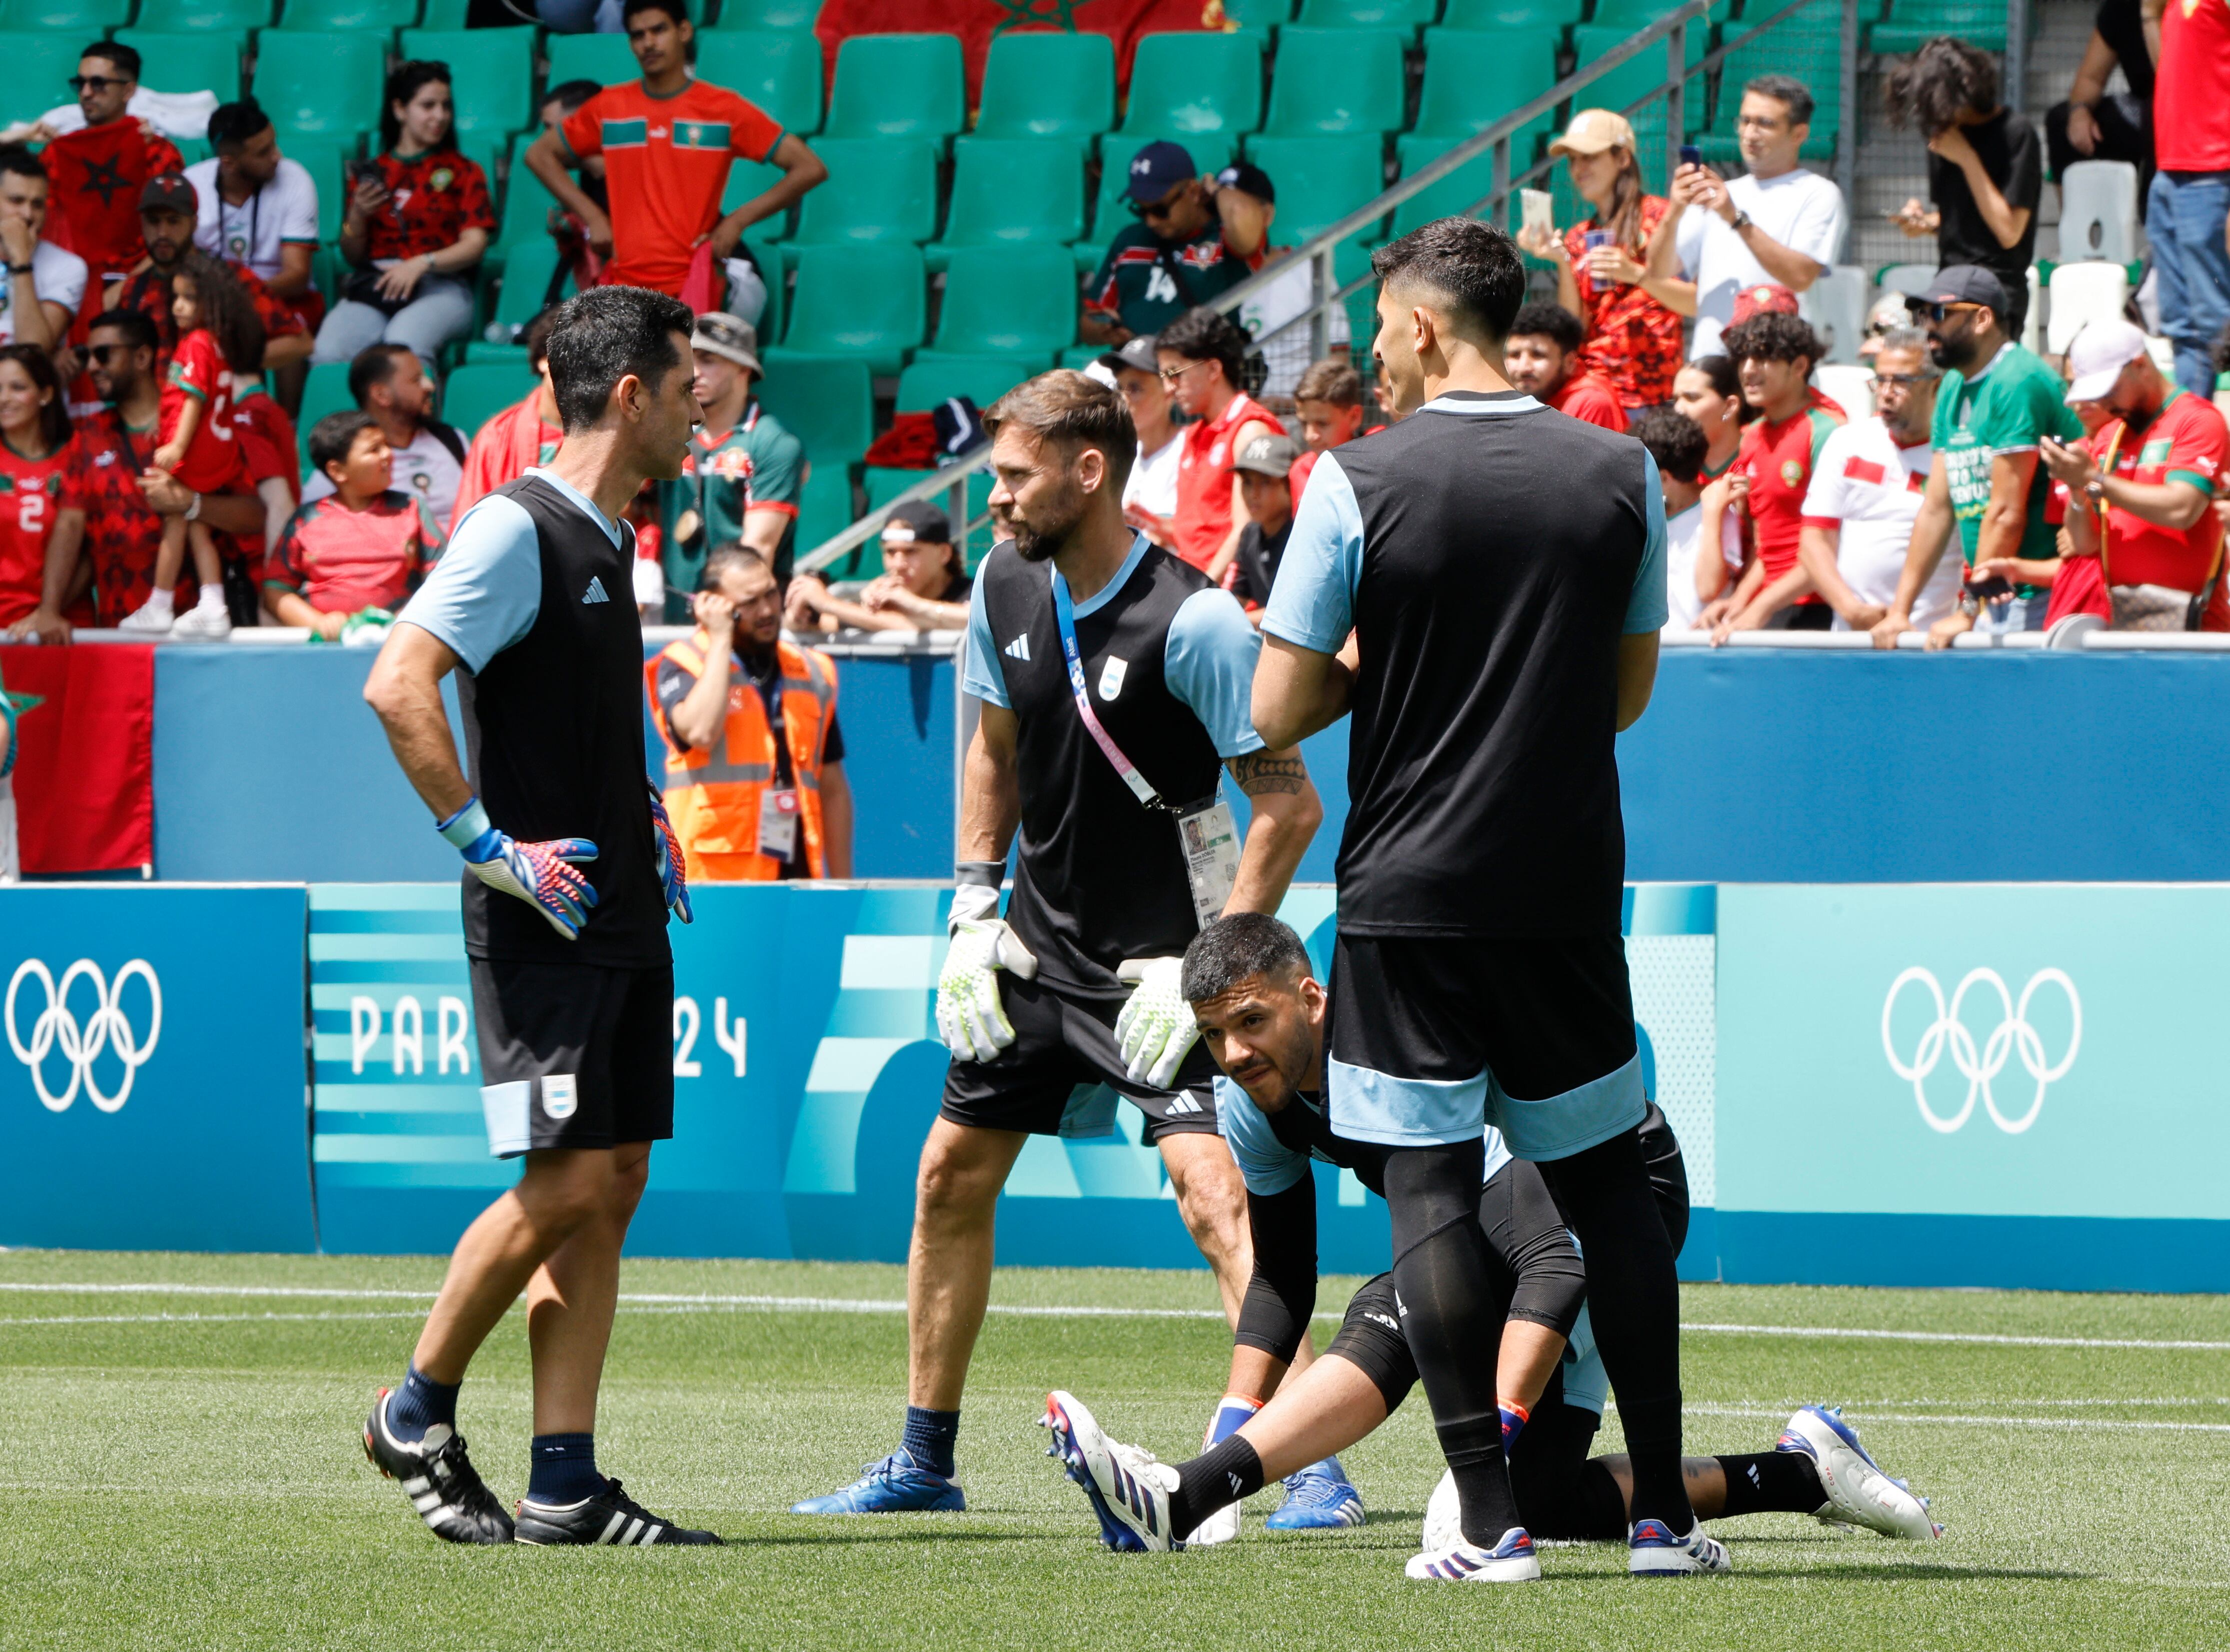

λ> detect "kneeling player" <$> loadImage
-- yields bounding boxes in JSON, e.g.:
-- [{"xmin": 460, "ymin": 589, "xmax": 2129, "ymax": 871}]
[{"xmin": 1044, "ymin": 916, "xmax": 1937, "ymax": 1569}]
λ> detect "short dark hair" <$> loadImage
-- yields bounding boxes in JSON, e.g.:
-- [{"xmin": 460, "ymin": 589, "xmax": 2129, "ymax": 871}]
[
  {"xmin": 207, "ymin": 98, "xmax": 271, "ymax": 152},
  {"xmin": 310, "ymin": 408, "xmax": 380, "ymax": 478},
  {"xmin": 348, "ymin": 342, "xmax": 415, "ymax": 408},
  {"xmin": 1632, "ymin": 406, "xmax": 1708, "ymax": 485},
  {"xmin": 1722, "ymin": 310, "xmax": 1824, "ymax": 370},
  {"xmin": 544, "ymin": 284, "xmax": 694, "ymax": 432},
  {"xmin": 1883, "ymin": 38, "xmax": 1997, "ymax": 136},
  {"xmin": 82, "ymin": 40, "xmax": 139, "ymax": 80},
  {"xmin": 1370, "ymin": 216, "xmax": 1526, "ymax": 342},
  {"xmin": 543, "ymin": 80, "xmax": 602, "ymax": 116},
  {"xmin": 622, "ymin": 0, "xmax": 691, "ymax": 30},
  {"xmin": 1155, "ymin": 305, "xmax": 1250, "ymax": 387},
  {"xmin": 699, "ymin": 541, "xmax": 771, "ymax": 593},
  {"xmin": 88, "ymin": 306, "xmax": 158, "ymax": 354},
  {"xmin": 1181, "ymin": 912, "xmax": 1311, "ymax": 1004},
  {"xmin": 1294, "ymin": 358, "xmax": 1363, "ymax": 408},
  {"xmin": 381, "ymin": 61, "xmax": 455, "ymax": 156},
  {"xmin": 0, "ymin": 146, "xmax": 44, "ymax": 186},
  {"xmin": 985, "ymin": 370, "xmax": 1137, "ymax": 494},
  {"xmin": 1509, "ymin": 300, "xmax": 1584, "ymax": 354},
  {"xmin": 1742, "ymin": 74, "xmax": 1815, "ymax": 128},
  {"xmin": 521, "ymin": 306, "xmax": 560, "ymax": 371}
]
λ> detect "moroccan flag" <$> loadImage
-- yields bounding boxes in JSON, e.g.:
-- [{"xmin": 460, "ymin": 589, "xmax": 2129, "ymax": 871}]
[
  {"xmin": 815, "ymin": 0, "xmax": 1218, "ymax": 105},
  {"xmin": 0, "ymin": 644, "xmax": 153, "ymax": 874},
  {"xmin": 42, "ymin": 121, "xmax": 185, "ymax": 278}
]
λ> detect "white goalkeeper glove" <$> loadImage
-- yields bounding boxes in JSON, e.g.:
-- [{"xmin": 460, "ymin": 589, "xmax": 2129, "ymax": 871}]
[
  {"xmin": 937, "ymin": 876, "xmax": 1038, "ymax": 1064},
  {"xmin": 1114, "ymin": 956, "xmax": 1199, "ymax": 1090}
]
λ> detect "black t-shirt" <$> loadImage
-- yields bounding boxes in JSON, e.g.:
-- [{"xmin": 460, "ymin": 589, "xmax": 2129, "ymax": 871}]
[
  {"xmin": 1929, "ymin": 110, "xmax": 2042, "ymax": 288},
  {"xmin": 2094, "ymin": 0, "xmax": 2154, "ymax": 102},
  {"xmin": 1229, "ymin": 517, "xmax": 1292, "ymax": 608}
]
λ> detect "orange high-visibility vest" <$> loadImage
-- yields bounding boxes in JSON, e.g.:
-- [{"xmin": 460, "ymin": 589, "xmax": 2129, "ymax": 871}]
[{"xmin": 647, "ymin": 631, "xmax": 838, "ymax": 882}]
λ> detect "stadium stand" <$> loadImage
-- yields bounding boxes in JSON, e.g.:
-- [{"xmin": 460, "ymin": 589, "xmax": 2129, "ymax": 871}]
[
  {"xmin": 711, "ymin": 0, "xmax": 822, "ymax": 28},
  {"xmin": 297, "ymin": 361, "xmax": 354, "ymax": 442},
  {"xmin": 896, "ymin": 354, "xmax": 1031, "ymax": 418},
  {"xmin": 544, "ymin": 30, "xmax": 638, "ymax": 90},
  {"xmin": 163, "ymin": 0, "xmax": 272, "ymax": 30},
  {"xmin": 822, "ymin": 34, "xmax": 965, "ymax": 146},
  {"xmin": 786, "ymin": 138, "xmax": 940, "ymax": 256},
  {"xmin": 441, "ymin": 362, "xmax": 538, "ymax": 442},
  {"xmin": 1220, "ymin": 0, "xmax": 1297, "ymax": 40},
  {"xmin": 927, "ymin": 139, "xmax": 1086, "ymax": 270},
  {"xmin": 1242, "ymin": 135, "xmax": 1388, "ymax": 241},
  {"xmin": 1701, "ymin": 0, "xmax": 1841, "ymax": 164},
  {"xmin": 1441, "ymin": 0, "xmax": 1584, "ymax": 26},
  {"xmin": 1413, "ymin": 27, "xmax": 1559, "ymax": 159},
  {"xmin": 402, "ymin": 29, "xmax": 537, "ymax": 162},
  {"xmin": 696, "ymin": 30, "xmax": 824, "ymax": 136},
  {"xmin": 253, "ymin": 33, "xmax": 388, "ymax": 147},
  {"xmin": 112, "ymin": 30, "xmax": 246, "ymax": 102},
  {"xmin": 1120, "ymin": 32, "xmax": 1263, "ymax": 143},
  {"xmin": 1259, "ymin": 28, "xmax": 1408, "ymax": 138},
  {"xmin": 0, "ymin": 34, "xmax": 81, "ymax": 130},
  {"xmin": 916, "ymin": 244, "xmax": 1076, "ymax": 370},
  {"xmin": 759, "ymin": 354, "xmax": 875, "ymax": 468},
  {"xmin": 277, "ymin": 0, "xmax": 419, "ymax": 30},
  {"xmin": 0, "ymin": 0, "xmax": 131, "ymax": 26},
  {"xmin": 972, "ymin": 30, "xmax": 1115, "ymax": 146},
  {"xmin": 1871, "ymin": 0, "xmax": 2009, "ymax": 54},
  {"xmin": 1297, "ymin": 0, "xmax": 1441, "ymax": 28},
  {"xmin": 1082, "ymin": 132, "xmax": 1237, "ymax": 270},
  {"xmin": 765, "ymin": 242, "xmax": 928, "ymax": 376}
]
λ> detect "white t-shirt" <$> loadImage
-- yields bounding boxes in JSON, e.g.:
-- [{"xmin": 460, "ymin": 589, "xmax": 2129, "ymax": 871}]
[
  {"xmin": 303, "ymin": 422, "xmax": 464, "ymax": 532},
  {"xmin": 1663, "ymin": 498, "xmax": 1743, "ymax": 632},
  {"xmin": 1799, "ymin": 416, "xmax": 1958, "ymax": 628},
  {"xmin": 1235, "ymin": 252, "xmax": 1352, "ymax": 404},
  {"xmin": 187, "ymin": 156, "xmax": 321, "ymax": 284},
  {"xmin": 0, "ymin": 240, "xmax": 87, "ymax": 344},
  {"xmin": 1124, "ymin": 429, "xmax": 1183, "ymax": 520},
  {"xmin": 1675, "ymin": 168, "xmax": 1848, "ymax": 359}
]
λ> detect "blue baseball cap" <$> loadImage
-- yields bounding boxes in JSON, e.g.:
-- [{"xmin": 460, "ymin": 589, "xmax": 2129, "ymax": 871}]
[{"xmin": 1125, "ymin": 140, "xmax": 1197, "ymax": 204}]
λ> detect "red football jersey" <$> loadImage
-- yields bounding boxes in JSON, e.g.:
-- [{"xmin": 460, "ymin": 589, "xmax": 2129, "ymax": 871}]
[
  {"xmin": 0, "ymin": 434, "xmax": 79, "ymax": 626},
  {"xmin": 159, "ymin": 328, "xmax": 244, "ymax": 493}
]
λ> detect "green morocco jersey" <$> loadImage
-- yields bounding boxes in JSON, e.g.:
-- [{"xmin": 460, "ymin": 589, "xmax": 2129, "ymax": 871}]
[
  {"xmin": 1932, "ymin": 342, "xmax": 2082, "ymax": 586},
  {"xmin": 658, "ymin": 399, "xmax": 806, "ymax": 610}
]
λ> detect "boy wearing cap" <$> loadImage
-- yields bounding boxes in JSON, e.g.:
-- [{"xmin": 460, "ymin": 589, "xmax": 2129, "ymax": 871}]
[
  {"xmin": 659, "ymin": 311, "xmax": 804, "ymax": 608},
  {"xmin": 2023, "ymin": 318, "xmax": 2229, "ymax": 630},
  {"xmin": 1214, "ymin": 162, "xmax": 1352, "ymax": 404},
  {"xmin": 1228, "ymin": 430, "xmax": 1301, "ymax": 616},
  {"xmin": 1102, "ymin": 334, "xmax": 1185, "ymax": 540},
  {"xmin": 1083, "ymin": 142, "xmax": 1250, "ymax": 346},
  {"xmin": 788, "ymin": 498, "xmax": 972, "ymax": 634}
]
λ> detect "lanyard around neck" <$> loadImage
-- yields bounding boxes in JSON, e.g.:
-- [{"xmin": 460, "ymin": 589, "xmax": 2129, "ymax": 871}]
[{"xmin": 1049, "ymin": 562, "xmax": 1167, "ymax": 814}]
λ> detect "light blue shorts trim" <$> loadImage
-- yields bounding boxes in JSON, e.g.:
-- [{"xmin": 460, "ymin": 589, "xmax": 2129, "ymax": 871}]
[
  {"xmin": 1327, "ymin": 1052, "xmax": 1648, "ymax": 1162},
  {"xmin": 1560, "ymin": 1302, "xmax": 1608, "ymax": 1416}
]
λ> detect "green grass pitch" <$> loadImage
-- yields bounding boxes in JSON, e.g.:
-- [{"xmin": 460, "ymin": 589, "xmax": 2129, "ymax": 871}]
[{"xmin": 6, "ymin": 1249, "xmax": 2230, "ymax": 1650}]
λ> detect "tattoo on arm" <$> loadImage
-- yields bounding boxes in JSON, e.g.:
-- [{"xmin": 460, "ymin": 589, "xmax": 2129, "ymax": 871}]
[{"xmin": 1231, "ymin": 752, "xmax": 1307, "ymax": 796}]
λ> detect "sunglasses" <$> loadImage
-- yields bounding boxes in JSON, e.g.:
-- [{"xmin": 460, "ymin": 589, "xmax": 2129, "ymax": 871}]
[
  {"xmin": 69, "ymin": 74, "xmax": 129, "ymax": 92},
  {"xmin": 1919, "ymin": 300, "xmax": 1980, "ymax": 323},
  {"xmin": 1129, "ymin": 188, "xmax": 1186, "ymax": 222},
  {"xmin": 1874, "ymin": 372, "xmax": 1933, "ymax": 388},
  {"xmin": 86, "ymin": 343, "xmax": 135, "ymax": 364},
  {"xmin": 1157, "ymin": 360, "xmax": 1209, "ymax": 385}
]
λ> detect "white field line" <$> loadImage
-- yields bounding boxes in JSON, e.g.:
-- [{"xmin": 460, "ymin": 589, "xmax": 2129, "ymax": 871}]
[
  {"xmin": 1684, "ymin": 1403, "xmax": 2230, "ymax": 1434},
  {"xmin": 8, "ymin": 1282, "xmax": 2230, "ymax": 1353}
]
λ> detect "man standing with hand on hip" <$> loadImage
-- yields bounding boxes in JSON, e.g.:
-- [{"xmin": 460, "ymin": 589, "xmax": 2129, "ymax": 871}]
[{"xmin": 359, "ymin": 284, "xmax": 710, "ymax": 1548}]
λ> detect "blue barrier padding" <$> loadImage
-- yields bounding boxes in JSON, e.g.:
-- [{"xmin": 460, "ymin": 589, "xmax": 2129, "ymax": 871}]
[
  {"xmin": 1718, "ymin": 1212, "xmax": 2230, "ymax": 1293},
  {"xmin": 0, "ymin": 886, "xmax": 314, "ymax": 1252}
]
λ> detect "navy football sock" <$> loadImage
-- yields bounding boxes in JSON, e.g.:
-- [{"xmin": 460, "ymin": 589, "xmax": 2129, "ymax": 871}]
[
  {"xmin": 385, "ymin": 1365, "xmax": 459, "ymax": 1444},
  {"xmin": 527, "ymin": 1433, "xmax": 605, "ymax": 1504},
  {"xmin": 903, "ymin": 1406, "xmax": 960, "ymax": 1479}
]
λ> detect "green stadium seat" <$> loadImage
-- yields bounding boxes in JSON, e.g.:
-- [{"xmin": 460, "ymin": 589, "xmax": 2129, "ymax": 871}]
[
  {"xmin": 113, "ymin": 30, "xmax": 244, "ymax": 102},
  {"xmin": 721, "ymin": 160, "xmax": 793, "ymax": 245},
  {"xmin": 741, "ymin": 232, "xmax": 781, "ymax": 340},
  {"xmin": 1870, "ymin": 0, "xmax": 2007, "ymax": 53},
  {"xmin": 1440, "ymin": 0, "xmax": 1583, "ymax": 25},
  {"xmin": 1241, "ymin": 134, "xmax": 1385, "ymax": 242},
  {"xmin": 163, "ymin": 0, "xmax": 271, "ymax": 28},
  {"xmin": 401, "ymin": 30, "xmax": 536, "ymax": 155},
  {"xmin": 1121, "ymin": 32, "xmax": 1262, "ymax": 143},
  {"xmin": 972, "ymin": 30, "xmax": 1114, "ymax": 144},
  {"xmin": 866, "ymin": 465, "xmax": 989, "ymax": 528},
  {"xmin": 822, "ymin": 33, "xmax": 963, "ymax": 144},
  {"xmin": 765, "ymin": 242, "xmax": 926, "ymax": 375},
  {"xmin": 793, "ymin": 463, "xmax": 854, "ymax": 565},
  {"xmin": 694, "ymin": 30, "xmax": 824, "ymax": 138},
  {"xmin": 442, "ymin": 362, "xmax": 538, "ymax": 442},
  {"xmin": 1570, "ymin": 23, "xmax": 1707, "ymax": 130},
  {"xmin": 914, "ymin": 244, "xmax": 1073, "ymax": 370},
  {"xmin": 1059, "ymin": 344, "xmax": 1106, "ymax": 369},
  {"xmin": 490, "ymin": 238, "xmax": 572, "ymax": 337},
  {"xmin": 1295, "ymin": 0, "xmax": 1437, "ymax": 29},
  {"xmin": 927, "ymin": 138, "xmax": 1083, "ymax": 270},
  {"xmin": 786, "ymin": 137, "xmax": 938, "ymax": 254},
  {"xmin": 496, "ymin": 135, "xmax": 559, "ymax": 251},
  {"xmin": 711, "ymin": 0, "xmax": 820, "ymax": 28},
  {"xmin": 416, "ymin": 0, "xmax": 469, "ymax": 23},
  {"xmin": 0, "ymin": 34, "xmax": 82, "ymax": 130},
  {"xmin": 757, "ymin": 352, "xmax": 872, "ymax": 464},
  {"xmin": 1081, "ymin": 132, "xmax": 1235, "ymax": 268},
  {"xmin": 297, "ymin": 360, "xmax": 355, "ymax": 442},
  {"xmin": 254, "ymin": 32, "xmax": 386, "ymax": 144},
  {"xmin": 1221, "ymin": 0, "xmax": 1294, "ymax": 36},
  {"xmin": 1590, "ymin": 0, "xmax": 1723, "ymax": 25},
  {"xmin": 1259, "ymin": 28, "xmax": 1405, "ymax": 139},
  {"xmin": 1392, "ymin": 132, "xmax": 1501, "ymax": 237},
  {"xmin": 284, "ymin": 138, "xmax": 348, "ymax": 247},
  {"xmin": 277, "ymin": 0, "xmax": 418, "ymax": 30},
  {"xmin": 1415, "ymin": 28, "xmax": 1559, "ymax": 154},
  {"xmin": 544, "ymin": 30, "xmax": 639, "ymax": 92},
  {"xmin": 895, "ymin": 354, "xmax": 1030, "ymax": 414},
  {"xmin": 1708, "ymin": 0, "xmax": 1840, "ymax": 158},
  {"xmin": 0, "ymin": 0, "xmax": 131, "ymax": 28}
]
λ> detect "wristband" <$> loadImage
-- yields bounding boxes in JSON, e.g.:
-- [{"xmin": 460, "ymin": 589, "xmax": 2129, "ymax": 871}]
[
  {"xmin": 436, "ymin": 796, "xmax": 493, "ymax": 851},
  {"xmin": 8, "ymin": 264, "xmax": 30, "ymax": 275},
  {"xmin": 956, "ymin": 860, "xmax": 1006, "ymax": 888}
]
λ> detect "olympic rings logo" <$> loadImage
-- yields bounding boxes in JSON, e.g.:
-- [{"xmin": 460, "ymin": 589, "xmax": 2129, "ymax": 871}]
[
  {"xmin": 1880, "ymin": 967, "xmax": 2080, "ymax": 1135},
  {"xmin": 5, "ymin": 958, "xmax": 163, "ymax": 1114}
]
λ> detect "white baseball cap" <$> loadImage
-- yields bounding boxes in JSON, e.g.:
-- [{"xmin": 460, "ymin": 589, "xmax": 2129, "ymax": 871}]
[{"xmin": 2063, "ymin": 318, "xmax": 2148, "ymax": 404}]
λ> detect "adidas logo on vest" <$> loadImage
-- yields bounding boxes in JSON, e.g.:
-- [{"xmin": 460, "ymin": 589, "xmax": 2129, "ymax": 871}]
[
  {"xmin": 1003, "ymin": 634, "xmax": 1030, "ymax": 662},
  {"xmin": 582, "ymin": 576, "xmax": 610, "ymax": 604}
]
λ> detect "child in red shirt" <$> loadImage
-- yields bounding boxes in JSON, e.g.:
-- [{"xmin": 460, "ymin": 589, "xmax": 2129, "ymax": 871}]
[
  {"xmin": 117, "ymin": 258, "xmax": 258, "ymax": 638},
  {"xmin": 264, "ymin": 410, "xmax": 444, "ymax": 638}
]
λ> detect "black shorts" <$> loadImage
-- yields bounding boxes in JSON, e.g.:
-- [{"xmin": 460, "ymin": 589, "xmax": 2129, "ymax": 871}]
[
  {"xmin": 470, "ymin": 956, "xmax": 675, "ymax": 1156},
  {"xmin": 940, "ymin": 972, "xmax": 1221, "ymax": 1144},
  {"xmin": 1326, "ymin": 932, "xmax": 1644, "ymax": 1160}
]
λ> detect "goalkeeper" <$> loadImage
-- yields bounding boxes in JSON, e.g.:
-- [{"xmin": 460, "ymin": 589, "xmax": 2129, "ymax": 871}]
[{"xmin": 793, "ymin": 371, "xmax": 1323, "ymax": 1521}]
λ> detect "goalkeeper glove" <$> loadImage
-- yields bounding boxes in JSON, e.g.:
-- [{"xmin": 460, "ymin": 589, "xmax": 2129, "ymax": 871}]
[
  {"xmin": 1114, "ymin": 956, "xmax": 1199, "ymax": 1090},
  {"xmin": 646, "ymin": 776, "xmax": 693, "ymax": 924},
  {"xmin": 937, "ymin": 865, "xmax": 1037, "ymax": 1064},
  {"xmin": 438, "ymin": 796, "xmax": 598, "ymax": 940}
]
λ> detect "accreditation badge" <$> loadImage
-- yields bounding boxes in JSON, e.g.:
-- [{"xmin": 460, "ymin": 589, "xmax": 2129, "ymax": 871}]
[
  {"xmin": 1175, "ymin": 797, "xmax": 1240, "ymax": 930},
  {"xmin": 758, "ymin": 787, "xmax": 801, "ymax": 860}
]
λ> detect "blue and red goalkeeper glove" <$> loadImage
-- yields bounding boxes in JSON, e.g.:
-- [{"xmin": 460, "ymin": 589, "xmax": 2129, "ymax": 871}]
[
  {"xmin": 438, "ymin": 796, "xmax": 598, "ymax": 940},
  {"xmin": 646, "ymin": 776, "xmax": 693, "ymax": 924}
]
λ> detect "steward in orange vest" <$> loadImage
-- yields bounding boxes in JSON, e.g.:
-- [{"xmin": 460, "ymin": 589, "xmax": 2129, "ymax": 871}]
[{"xmin": 647, "ymin": 628, "xmax": 839, "ymax": 882}]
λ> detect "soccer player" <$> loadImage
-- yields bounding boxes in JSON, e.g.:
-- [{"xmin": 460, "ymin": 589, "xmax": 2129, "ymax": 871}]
[
  {"xmin": 1044, "ymin": 916, "xmax": 1938, "ymax": 1558},
  {"xmin": 1250, "ymin": 216, "xmax": 1706, "ymax": 1580},
  {"xmin": 523, "ymin": 0, "xmax": 825, "ymax": 306},
  {"xmin": 792, "ymin": 370, "xmax": 1323, "ymax": 1518},
  {"xmin": 359, "ymin": 284, "xmax": 710, "ymax": 1546}
]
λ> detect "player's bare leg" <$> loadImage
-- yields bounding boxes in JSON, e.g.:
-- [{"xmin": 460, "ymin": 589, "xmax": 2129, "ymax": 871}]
[
  {"xmin": 906, "ymin": 1118, "xmax": 1029, "ymax": 1410},
  {"xmin": 1157, "ymin": 1130, "xmax": 1253, "ymax": 1326},
  {"xmin": 525, "ymin": 1141, "xmax": 652, "ymax": 1434}
]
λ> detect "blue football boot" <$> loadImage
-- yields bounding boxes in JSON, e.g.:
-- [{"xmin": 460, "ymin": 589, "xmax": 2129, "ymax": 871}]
[
  {"xmin": 790, "ymin": 1448, "xmax": 965, "ymax": 1514},
  {"xmin": 1264, "ymin": 1456, "xmax": 1365, "ymax": 1531}
]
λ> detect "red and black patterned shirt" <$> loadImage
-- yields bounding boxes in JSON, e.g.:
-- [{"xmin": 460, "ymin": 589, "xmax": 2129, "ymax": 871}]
[
  {"xmin": 112, "ymin": 258, "xmax": 307, "ymax": 368},
  {"xmin": 1566, "ymin": 194, "xmax": 1686, "ymax": 410},
  {"xmin": 70, "ymin": 407, "xmax": 182, "ymax": 618},
  {"xmin": 360, "ymin": 148, "xmax": 496, "ymax": 262}
]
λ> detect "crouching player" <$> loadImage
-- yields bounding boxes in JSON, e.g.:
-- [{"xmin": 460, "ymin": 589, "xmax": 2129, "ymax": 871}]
[{"xmin": 1044, "ymin": 916, "xmax": 1939, "ymax": 1568}]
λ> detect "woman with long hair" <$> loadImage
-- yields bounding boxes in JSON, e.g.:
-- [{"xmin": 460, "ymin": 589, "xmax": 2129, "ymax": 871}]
[
  {"xmin": 0, "ymin": 342, "xmax": 85, "ymax": 638},
  {"xmin": 315, "ymin": 59, "xmax": 495, "ymax": 370},
  {"xmin": 1517, "ymin": 110, "xmax": 1695, "ymax": 412}
]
